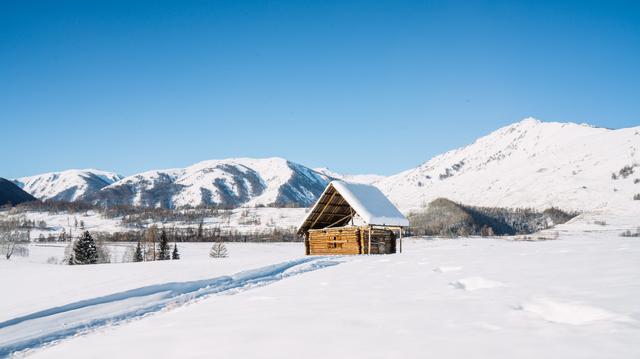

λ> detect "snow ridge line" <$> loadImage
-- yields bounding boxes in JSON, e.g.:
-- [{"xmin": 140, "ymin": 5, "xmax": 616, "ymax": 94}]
[{"xmin": 0, "ymin": 257, "xmax": 342, "ymax": 357}]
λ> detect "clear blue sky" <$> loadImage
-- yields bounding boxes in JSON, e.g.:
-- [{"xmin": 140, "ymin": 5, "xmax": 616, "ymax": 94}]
[{"xmin": 2, "ymin": 0, "xmax": 639, "ymax": 178}]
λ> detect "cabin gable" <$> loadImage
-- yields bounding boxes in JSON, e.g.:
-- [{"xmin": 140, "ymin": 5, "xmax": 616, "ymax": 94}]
[{"xmin": 298, "ymin": 181, "xmax": 408, "ymax": 255}]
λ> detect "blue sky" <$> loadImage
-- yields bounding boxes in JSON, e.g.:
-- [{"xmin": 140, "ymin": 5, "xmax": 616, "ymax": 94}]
[{"xmin": 2, "ymin": 0, "xmax": 639, "ymax": 178}]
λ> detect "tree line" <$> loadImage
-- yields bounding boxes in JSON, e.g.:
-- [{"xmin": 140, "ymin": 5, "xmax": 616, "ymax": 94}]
[{"xmin": 68, "ymin": 229, "xmax": 181, "ymax": 265}]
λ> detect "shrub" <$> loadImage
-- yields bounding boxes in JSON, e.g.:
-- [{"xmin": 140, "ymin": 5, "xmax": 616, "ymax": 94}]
[
  {"xmin": 209, "ymin": 242, "xmax": 228, "ymax": 258},
  {"xmin": 620, "ymin": 228, "xmax": 640, "ymax": 237}
]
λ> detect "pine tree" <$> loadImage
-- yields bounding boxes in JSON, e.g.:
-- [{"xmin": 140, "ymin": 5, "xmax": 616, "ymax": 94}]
[
  {"xmin": 133, "ymin": 241, "xmax": 144, "ymax": 262},
  {"xmin": 209, "ymin": 242, "xmax": 228, "ymax": 258},
  {"xmin": 158, "ymin": 230, "xmax": 170, "ymax": 260},
  {"xmin": 172, "ymin": 243, "xmax": 180, "ymax": 260},
  {"xmin": 73, "ymin": 231, "xmax": 98, "ymax": 265}
]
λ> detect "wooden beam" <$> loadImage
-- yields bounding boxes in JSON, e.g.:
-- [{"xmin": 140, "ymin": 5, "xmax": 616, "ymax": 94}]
[
  {"xmin": 326, "ymin": 214, "xmax": 353, "ymax": 228},
  {"xmin": 308, "ymin": 188, "xmax": 339, "ymax": 229},
  {"xmin": 368, "ymin": 226, "xmax": 371, "ymax": 255}
]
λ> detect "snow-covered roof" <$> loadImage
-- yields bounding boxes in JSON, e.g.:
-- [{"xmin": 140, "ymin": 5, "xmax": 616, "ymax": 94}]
[{"xmin": 298, "ymin": 180, "xmax": 409, "ymax": 234}]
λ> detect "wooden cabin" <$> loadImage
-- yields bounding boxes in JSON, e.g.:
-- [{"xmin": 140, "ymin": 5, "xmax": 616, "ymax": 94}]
[{"xmin": 298, "ymin": 181, "xmax": 409, "ymax": 255}]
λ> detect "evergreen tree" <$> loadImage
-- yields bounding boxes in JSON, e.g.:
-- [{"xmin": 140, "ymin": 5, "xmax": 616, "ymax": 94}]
[
  {"xmin": 197, "ymin": 219, "xmax": 204, "ymax": 239},
  {"xmin": 133, "ymin": 241, "xmax": 144, "ymax": 262},
  {"xmin": 73, "ymin": 231, "xmax": 98, "ymax": 265},
  {"xmin": 158, "ymin": 230, "xmax": 170, "ymax": 260},
  {"xmin": 171, "ymin": 243, "xmax": 180, "ymax": 260}
]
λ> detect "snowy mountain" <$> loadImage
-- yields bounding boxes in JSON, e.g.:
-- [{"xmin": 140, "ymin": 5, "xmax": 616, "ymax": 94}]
[
  {"xmin": 377, "ymin": 118, "xmax": 640, "ymax": 212},
  {"xmin": 85, "ymin": 157, "xmax": 329, "ymax": 208},
  {"xmin": 12, "ymin": 119, "xmax": 640, "ymax": 212},
  {"xmin": 13, "ymin": 169, "xmax": 123, "ymax": 202},
  {"xmin": 314, "ymin": 167, "xmax": 385, "ymax": 185}
]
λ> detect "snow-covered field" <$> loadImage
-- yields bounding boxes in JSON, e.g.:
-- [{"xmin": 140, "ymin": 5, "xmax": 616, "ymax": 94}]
[{"xmin": 1, "ymin": 210, "xmax": 639, "ymax": 358}]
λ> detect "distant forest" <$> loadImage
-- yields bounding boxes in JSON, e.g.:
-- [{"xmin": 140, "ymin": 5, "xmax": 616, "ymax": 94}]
[
  {"xmin": 407, "ymin": 198, "xmax": 578, "ymax": 237},
  {"xmin": 1, "ymin": 200, "xmax": 299, "ymax": 243}
]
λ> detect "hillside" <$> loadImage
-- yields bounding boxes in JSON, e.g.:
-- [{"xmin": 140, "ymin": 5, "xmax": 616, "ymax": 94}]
[
  {"xmin": 85, "ymin": 157, "xmax": 329, "ymax": 208},
  {"xmin": 0, "ymin": 178, "xmax": 36, "ymax": 206},
  {"xmin": 13, "ymin": 169, "xmax": 122, "ymax": 202},
  {"xmin": 378, "ymin": 118, "xmax": 640, "ymax": 212},
  {"xmin": 407, "ymin": 198, "xmax": 576, "ymax": 236}
]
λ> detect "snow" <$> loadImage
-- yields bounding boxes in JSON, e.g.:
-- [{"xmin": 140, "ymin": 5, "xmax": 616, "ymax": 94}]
[
  {"xmin": 97, "ymin": 157, "xmax": 327, "ymax": 208},
  {"xmin": 516, "ymin": 298, "xmax": 631, "ymax": 325},
  {"xmin": 13, "ymin": 169, "xmax": 122, "ymax": 202},
  {"xmin": 450, "ymin": 277, "xmax": 505, "ymax": 291},
  {"xmin": 433, "ymin": 266, "xmax": 462, "ymax": 273},
  {"xmin": 0, "ymin": 243, "xmax": 310, "ymax": 332},
  {"xmin": 378, "ymin": 118, "xmax": 640, "ymax": 213},
  {"xmin": 1, "ymin": 213, "xmax": 639, "ymax": 358},
  {"xmin": 0, "ymin": 256, "xmax": 341, "ymax": 356},
  {"xmin": 329, "ymin": 180, "xmax": 409, "ymax": 226}
]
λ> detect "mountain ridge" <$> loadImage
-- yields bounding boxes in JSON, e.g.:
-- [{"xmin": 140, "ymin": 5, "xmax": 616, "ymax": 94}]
[
  {"xmin": 13, "ymin": 169, "xmax": 123, "ymax": 202},
  {"xmin": 377, "ymin": 118, "xmax": 640, "ymax": 212},
  {"xmin": 83, "ymin": 157, "xmax": 329, "ymax": 208},
  {"xmin": 12, "ymin": 119, "xmax": 640, "ymax": 211}
]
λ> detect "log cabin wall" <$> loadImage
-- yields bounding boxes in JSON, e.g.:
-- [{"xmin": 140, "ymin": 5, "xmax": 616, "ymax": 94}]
[
  {"xmin": 308, "ymin": 227, "xmax": 362, "ymax": 255},
  {"xmin": 366, "ymin": 227, "xmax": 397, "ymax": 254},
  {"xmin": 307, "ymin": 226, "xmax": 397, "ymax": 255}
]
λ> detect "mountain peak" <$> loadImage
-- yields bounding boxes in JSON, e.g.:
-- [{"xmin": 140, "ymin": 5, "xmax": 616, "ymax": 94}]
[
  {"xmin": 516, "ymin": 117, "xmax": 541, "ymax": 126},
  {"xmin": 379, "ymin": 119, "xmax": 639, "ymax": 212}
]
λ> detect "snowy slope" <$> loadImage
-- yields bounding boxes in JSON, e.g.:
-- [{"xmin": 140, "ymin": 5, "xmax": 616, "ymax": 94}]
[
  {"xmin": 13, "ymin": 169, "xmax": 123, "ymax": 202},
  {"xmin": 88, "ymin": 157, "xmax": 328, "ymax": 208},
  {"xmin": 378, "ymin": 118, "xmax": 640, "ymax": 212},
  {"xmin": 314, "ymin": 167, "xmax": 385, "ymax": 185}
]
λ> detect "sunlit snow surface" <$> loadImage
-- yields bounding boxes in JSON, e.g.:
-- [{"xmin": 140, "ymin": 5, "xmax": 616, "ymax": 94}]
[
  {"xmin": 1, "ymin": 208, "xmax": 639, "ymax": 358},
  {"xmin": 0, "ymin": 256, "xmax": 341, "ymax": 356}
]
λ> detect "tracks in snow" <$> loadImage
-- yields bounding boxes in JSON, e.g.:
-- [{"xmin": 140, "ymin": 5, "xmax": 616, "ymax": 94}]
[{"xmin": 0, "ymin": 257, "xmax": 341, "ymax": 357}]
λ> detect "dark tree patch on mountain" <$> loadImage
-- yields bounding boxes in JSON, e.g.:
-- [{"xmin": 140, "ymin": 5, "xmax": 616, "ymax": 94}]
[
  {"xmin": 408, "ymin": 198, "xmax": 578, "ymax": 237},
  {"xmin": 0, "ymin": 178, "xmax": 36, "ymax": 207}
]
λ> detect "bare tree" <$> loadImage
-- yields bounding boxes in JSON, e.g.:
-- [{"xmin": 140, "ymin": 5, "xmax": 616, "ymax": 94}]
[
  {"xmin": 209, "ymin": 242, "xmax": 228, "ymax": 258},
  {"xmin": 143, "ymin": 225, "xmax": 159, "ymax": 261},
  {"xmin": 0, "ymin": 229, "xmax": 29, "ymax": 260}
]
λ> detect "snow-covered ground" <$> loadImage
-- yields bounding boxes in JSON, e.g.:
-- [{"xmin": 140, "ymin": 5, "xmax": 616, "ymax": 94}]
[{"xmin": 1, "ymin": 210, "xmax": 639, "ymax": 358}]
